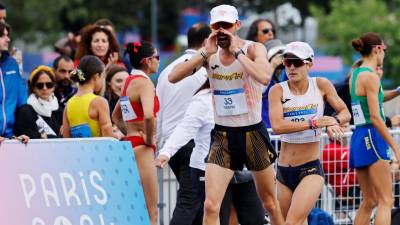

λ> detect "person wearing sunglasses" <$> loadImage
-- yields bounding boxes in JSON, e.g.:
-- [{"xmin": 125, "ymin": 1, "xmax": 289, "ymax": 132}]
[
  {"xmin": 14, "ymin": 66, "xmax": 62, "ymax": 139},
  {"xmin": 268, "ymin": 41, "xmax": 351, "ymax": 225},
  {"xmin": 112, "ymin": 41, "xmax": 160, "ymax": 225},
  {"xmin": 169, "ymin": 4, "xmax": 284, "ymax": 225},
  {"xmin": 348, "ymin": 32, "xmax": 400, "ymax": 225},
  {"xmin": 246, "ymin": 18, "xmax": 276, "ymax": 45}
]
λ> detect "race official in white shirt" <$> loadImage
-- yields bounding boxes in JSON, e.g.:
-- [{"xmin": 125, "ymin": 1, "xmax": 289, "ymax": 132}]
[
  {"xmin": 155, "ymin": 23, "xmax": 211, "ymax": 225},
  {"xmin": 156, "ymin": 81, "xmax": 213, "ymax": 224}
]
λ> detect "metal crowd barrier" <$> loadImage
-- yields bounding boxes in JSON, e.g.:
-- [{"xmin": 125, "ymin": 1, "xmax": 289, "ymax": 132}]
[{"xmin": 157, "ymin": 129, "xmax": 400, "ymax": 225}]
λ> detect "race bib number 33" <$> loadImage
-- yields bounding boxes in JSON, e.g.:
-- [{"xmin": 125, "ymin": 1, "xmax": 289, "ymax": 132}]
[{"xmin": 214, "ymin": 88, "xmax": 248, "ymax": 116}]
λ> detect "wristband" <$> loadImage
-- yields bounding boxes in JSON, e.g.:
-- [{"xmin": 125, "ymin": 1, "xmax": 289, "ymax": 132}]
[
  {"xmin": 396, "ymin": 86, "xmax": 400, "ymax": 95},
  {"xmin": 200, "ymin": 49, "xmax": 208, "ymax": 62},
  {"xmin": 310, "ymin": 119, "xmax": 318, "ymax": 130},
  {"xmin": 234, "ymin": 49, "xmax": 245, "ymax": 59}
]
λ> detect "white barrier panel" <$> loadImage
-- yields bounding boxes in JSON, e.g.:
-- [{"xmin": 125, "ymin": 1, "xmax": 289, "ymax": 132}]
[{"xmin": 0, "ymin": 138, "xmax": 150, "ymax": 225}]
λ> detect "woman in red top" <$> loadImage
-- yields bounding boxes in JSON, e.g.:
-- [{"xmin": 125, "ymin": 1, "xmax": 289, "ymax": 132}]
[{"xmin": 112, "ymin": 41, "xmax": 159, "ymax": 225}]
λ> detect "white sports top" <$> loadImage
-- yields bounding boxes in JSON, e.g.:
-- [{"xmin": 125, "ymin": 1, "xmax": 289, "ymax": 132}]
[
  {"xmin": 279, "ymin": 77, "xmax": 324, "ymax": 143},
  {"xmin": 208, "ymin": 41, "xmax": 263, "ymax": 127}
]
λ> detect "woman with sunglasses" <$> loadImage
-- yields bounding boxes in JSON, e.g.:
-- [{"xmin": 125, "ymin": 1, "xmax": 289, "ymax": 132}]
[
  {"xmin": 246, "ymin": 19, "xmax": 276, "ymax": 44},
  {"xmin": 112, "ymin": 41, "xmax": 160, "ymax": 225},
  {"xmin": 63, "ymin": 55, "xmax": 116, "ymax": 138},
  {"xmin": 15, "ymin": 66, "xmax": 63, "ymax": 139},
  {"xmin": 349, "ymin": 32, "xmax": 400, "ymax": 225},
  {"xmin": 269, "ymin": 41, "xmax": 351, "ymax": 225}
]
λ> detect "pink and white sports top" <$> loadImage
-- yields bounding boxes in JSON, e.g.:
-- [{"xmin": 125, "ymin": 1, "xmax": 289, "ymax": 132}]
[
  {"xmin": 278, "ymin": 77, "xmax": 324, "ymax": 143},
  {"xmin": 208, "ymin": 41, "xmax": 263, "ymax": 127}
]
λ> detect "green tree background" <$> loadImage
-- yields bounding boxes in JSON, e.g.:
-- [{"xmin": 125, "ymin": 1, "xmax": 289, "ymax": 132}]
[{"xmin": 311, "ymin": 0, "xmax": 400, "ymax": 86}]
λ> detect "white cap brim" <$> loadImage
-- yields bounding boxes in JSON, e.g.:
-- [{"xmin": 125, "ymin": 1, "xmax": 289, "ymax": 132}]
[{"xmin": 210, "ymin": 17, "xmax": 236, "ymax": 25}]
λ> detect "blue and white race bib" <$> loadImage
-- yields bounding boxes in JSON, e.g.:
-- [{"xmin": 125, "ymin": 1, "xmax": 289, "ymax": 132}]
[
  {"xmin": 120, "ymin": 96, "xmax": 137, "ymax": 121},
  {"xmin": 214, "ymin": 88, "xmax": 248, "ymax": 116}
]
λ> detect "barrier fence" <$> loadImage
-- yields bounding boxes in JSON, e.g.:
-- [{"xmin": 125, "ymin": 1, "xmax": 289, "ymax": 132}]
[{"xmin": 157, "ymin": 129, "xmax": 400, "ymax": 225}]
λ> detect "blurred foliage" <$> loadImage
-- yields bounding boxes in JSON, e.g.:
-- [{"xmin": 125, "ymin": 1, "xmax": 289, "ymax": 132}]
[
  {"xmin": 311, "ymin": 0, "xmax": 400, "ymax": 86},
  {"xmin": 3, "ymin": 0, "xmax": 331, "ymax": 50}
]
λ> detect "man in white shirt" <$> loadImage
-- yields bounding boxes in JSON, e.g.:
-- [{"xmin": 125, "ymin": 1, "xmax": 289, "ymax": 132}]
[{"xmin": 156, "ymin": 23, "xmax": 211, "ymax": 225}]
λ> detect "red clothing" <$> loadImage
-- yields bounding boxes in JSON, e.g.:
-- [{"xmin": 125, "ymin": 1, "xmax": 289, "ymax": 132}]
[
  {"xmin": 123, "ymin": 136, "xmax": 156, "ymax": 153},
  {"xmin": 121, "ymin": 75, "xmax": 160, "ymax": 122},
  {"xmin": 322, "ymin": 142, "xmax": 357, "ymax": 196}
]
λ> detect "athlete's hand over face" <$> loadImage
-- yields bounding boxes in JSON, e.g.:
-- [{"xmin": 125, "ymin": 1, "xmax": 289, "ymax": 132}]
[
  {"xmin": 220, "ymin": 30, "xmax": 241, "ymax": 54},
  {"xmin": 316, "ymin": 116, "xmax": 338, "ymax": 128},
  {"xmin": 205, "ymin": 31, "xmax": 218, "ymax": 55},
  {"xmin": 326, "ymin": 125, "xmax": 344, "ymax": 141}
]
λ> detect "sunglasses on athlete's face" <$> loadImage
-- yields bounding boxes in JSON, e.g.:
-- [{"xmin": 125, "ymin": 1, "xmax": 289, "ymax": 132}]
[
  {"xmin": 35, "ymin": 82, "xmax": 55, "ymax": 90},
  {"xmin": 140, "ymin": 55, "xmax": 160, "ymax": 64},
  {"xmin": 283, "ymin": 58, "xmax": 310, "ymax": 68},
  {"xmin": 211, "ymin": 22, "xmax": 234, "ymax": 30},
  {"xmin": 374, "ymin": 44, "xmax": 387, "ymax": 53}
]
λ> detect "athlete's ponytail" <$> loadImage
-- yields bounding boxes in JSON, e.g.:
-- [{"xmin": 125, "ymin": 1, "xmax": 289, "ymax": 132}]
[
  {"xmin": 125, "ymin": 41, "xmax": 155, "ymax": 69},
  {"xmin": 351, "ymin": 32, "xmax": 383, "ymax": 56}
]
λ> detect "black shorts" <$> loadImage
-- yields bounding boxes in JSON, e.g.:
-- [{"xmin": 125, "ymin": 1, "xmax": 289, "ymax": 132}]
[
  {"xmin": 276, "ymin": 159, "xmax": 324, "ymax": 192},
  {"xmin": 207, "ymin": 122, "xmax": 277, "ymax": 171}
]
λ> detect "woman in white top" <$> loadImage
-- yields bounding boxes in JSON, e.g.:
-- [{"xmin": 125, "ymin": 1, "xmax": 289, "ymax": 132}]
[{"xmin": 269, "ymin": 41, "xmax": 351, "ymax": 225}]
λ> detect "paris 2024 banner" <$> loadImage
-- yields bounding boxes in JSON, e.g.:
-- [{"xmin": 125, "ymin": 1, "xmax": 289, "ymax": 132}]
[{"xmin": 0, "ymin": 138, "xmax": 150, "ymax": 225}]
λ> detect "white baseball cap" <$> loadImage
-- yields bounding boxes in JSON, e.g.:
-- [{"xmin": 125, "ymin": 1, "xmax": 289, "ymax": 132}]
[
  {"xmin": 283, "ymin": 41, "xmax": 314, "ymax": 61},
  {"xmin": 210, "ymin": 5, "xmax": 239, "ymax": 25},
  {"xmin": 265, "ymin": 39, "xmax": 285, "ymax": 61}
]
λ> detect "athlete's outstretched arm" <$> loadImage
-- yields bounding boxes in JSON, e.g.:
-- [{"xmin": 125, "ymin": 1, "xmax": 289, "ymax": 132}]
[{"xmin": 383, "ymin": 88, "xmax": 400, "ymax": 102}]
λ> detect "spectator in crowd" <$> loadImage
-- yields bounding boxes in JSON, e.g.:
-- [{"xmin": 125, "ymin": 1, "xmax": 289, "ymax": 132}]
[
  {"xmin": 156, "ymin": 80, "xmax": 213, "ymax": 225},
  {"xmin": 105, "ymin": 64, "xmax": 128, "ymax": 115},
  {"xmin": 62, "ymin": 55, "xmax": 116, "ymax": 138},
  {"xmin": 14, "ymin": 66, "xmax": 62, "ymax": 138},
  {"xmin": 155, "ymin": 23, "xmax": 210, "ymax": 225},
  {"xmin": 112, "ymin": 41, "xmax": 160, "ymax": 225},
  {"xmin": 349, "ymin": 32, "xmax": 400, "ymax": 225},
  {"xmin": 75, "ymin": 24, "xmax": 121, "ymax": 68},
  {"xmin": 262, "ymin": 39, "xmax": 286, "ymax": 128},
  {"xmin": 246, "ymin": 18, "xmax": 276, "ymax": 44},
  {"xmin": 104, "ymin": 64, "xmax": 128, "ymax": 140},
  {"xmin": 0, "ymin": 21, "xmax": 28, "ymax": 143},
  {"xmin": 53, "ymin": 55, "xmax": 76, "ymax": 110}
]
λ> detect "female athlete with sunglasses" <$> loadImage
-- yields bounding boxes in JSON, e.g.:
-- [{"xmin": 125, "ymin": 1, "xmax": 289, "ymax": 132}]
[
  {"xmin": 269, "ymin": 41, "xmax": 351, "ymax": 225},
  {"xmin": 112, "ymin": 41, "xmax": 160, "ymax": 225},
  {"xmin": 14, "ymin": 66, "xmax": 62, "ymax": 139},
  {"xmin": 349, "ymin": 32, "xmax": 400, "ymax": 225}
]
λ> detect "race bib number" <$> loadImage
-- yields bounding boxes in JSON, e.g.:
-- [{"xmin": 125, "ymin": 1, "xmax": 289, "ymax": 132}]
[
  {"xmin": 120, "ymin": 96, "xmax": 137, "ymax": 121},
  {"xmin": 214, "ymin": 88, "xmax": 248, "ymax": 116},
  {"xmin": 351, "ymin": 101, "xmax": 366, "ymax": 125}
]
